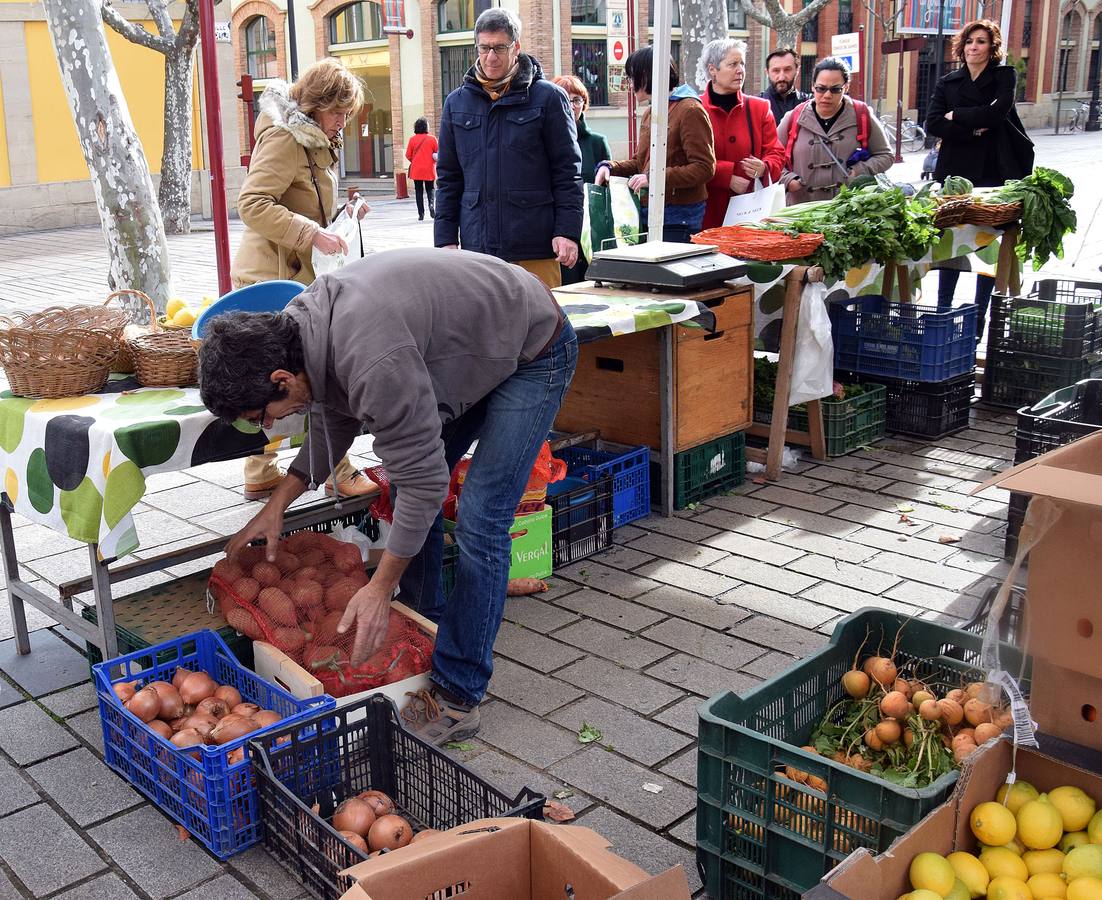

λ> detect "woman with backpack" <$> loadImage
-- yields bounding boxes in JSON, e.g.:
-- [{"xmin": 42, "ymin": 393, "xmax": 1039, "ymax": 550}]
[{"xmin": 777, "ymin": 57, "xmax": 892, "ymax": 205}]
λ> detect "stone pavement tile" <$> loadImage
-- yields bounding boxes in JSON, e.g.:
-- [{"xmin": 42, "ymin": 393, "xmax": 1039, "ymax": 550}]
[
  {"xmin": 549, "ymin": 745, "xmax": 696, "ymax": 828},
  {"xmin": 741, "ymin": 651, "xmax": 801, "ymax": 680},
  {"xmin": 184, "ymin": 505, "xmax": 260, "ymax": 539},
  {"xmin": 770, "ymin": 528, "xmax": 877, "ymax": 564},
  {"xmin": 643, "ymin": 618, "xmax": 765, "ymax": 669},
  {"xmin": 487, "ymin": 657, "xmax": 584, "ymax": 716},
  {"xmin": 552, "ymin": 588, "xmax": 667, "ymax": 631},
  {"xmin": 913, "ymin": 445, "xmax": 1007, "ymax": 472},
  {"xmin": 862, "ymin": 551, "xmax": 981, "ymax": 591},
  {"xmin": 0, "ymin": 701, "xmax": 79, "ymax": 764},
  {"xmin": 0, "ymin": 803, "xmax": 106, "ymax": 895},
  {"xmin": 702, "ymin": 530, "xmax": 805, "ymax": 566},
  {"xmin": 692, "ymin": 507, "xmax": 790, "ymax": 538},
  {"xmin": 39, "ymin": 682, "xmax": 96, "ymax": 718},
  {"xmin": 646, "ymin": 653, "xmax": 760, "ymax": 698},
  {"xmin": 799, "ymin": 583, "xmax": 919, "ymax": 618},
  {"xmin": 761, "ymin": 506, "xmax": 862, "ymax": 537},
  {"xmin": 828, "ymin": 502, "xmax": 950, "ymax": 533},
  {"xmin": 787, "ymin": 554, "xmax": 901, "ymax": 594},
  {"xmin": 548, "ymin": 696, "xmax": 692, "ymax": 767},
  {"xmin": 612, "ymin": 524, "xmax": 649, "ymax": 543},
  {"xmin": 555, "ymin": 561, "xmax": 659, "ymax": 599},
  {"xmin": 539, "ymin": 577, "xmax": 582, "ymax": 603},
  {"xmin": 702, "ymin": 493, "xmax": 780, "ymax": 518},
  {"xmin": 141, "ymin": 470, "xmax": 198, "ymax": 493},
  {"xmin": 749, "ymin": 485, "xmax": 843, "ymax": 514},
  {"xmin": 0, "ymin": 629, "xmax": 93, "ymax": 698},
  {"xmin": 462, "ymin": 744, "xmax": 594, "ymax": 815},
  {"xmin": 185, "ymin": 457, "xmax": 248, "ymax": 489},
  {"xmin": 576, "ymin": 805, "xmax": 702, "ymax": 893},
  {"xmin": 730, "ymin": 616, "xmax": 826, "ymax": 658},
  {"xmin": 945, "ymin": 549, "xmax": 1012, "ymax": 578},
  {"xmin": 594, "ymin": 543, "xmax": 656, "ymax": 571},
  {"xmin": 551, "ymin": 619, "xmax": 671, "ymax": 669},
  {"xmin": 708, "ymin": 556, "xmax": 817, "ymax": 595},
  {"xmin": 491, "ymin": 621, "xmax": 585, "ymax": 672},
  {"xmin": 867, "ymin": 463, "xmax": 962, "ymax": 490},
  {"xmin": 958, "ymin": 530, "xmax": 1007, "ymax": 557},
  {"xmin": 229, "ymin": 846, "xmax": 312, "ymax": 900},
  {"xmin": 476, "ymin": 701, "xmax": 581, "ymax": 769},
  {"xmin": 768, "ymin": 473, "xmax": 835, "ymax": 494},
  {"xmin": 10, "ymin": 522, "xmax": 84, "ymax": 561},
  {"xmin": 630, "ymin": 514, "xmax": 719, "ymax": 543},
  {"xmin": 659, "ymin": 747, "xmax": 697, "ymax": 788},
  {"xmin": 0, "ymin": 755, "xmax": 38, "ymax": 816},
  {"xmin": 174, "ymin": 874, "xmax": 260, "ymax": 899},
  {"xmin": 845, "ymin": 526, "xmax": 955, "ymax": 561},
  {"xmin": 24, "ymin": 547, "xmax": 105, "ymax": 586},
  {"xmin": 800, "ymin": 465, "xmax": 894, "ymax": 491},
  {"xmin": 631, "ymin": 585, "xmax": 752, "ymax": 631},
  {"xmin": 67, "ymin": 708, "xmax": 105, "ymax": 755},
  {"xmin": 956, "ymin": 426, "xmax": 1014, "ymax": 447},
  {"xmin": 669, "ymin": 811, "xmax": 696, "ymax": 845},
  {"xmin": 54, "ymin": 873, "xmax": 140, "ymax": 900},
  {"xmin": 632, "ymin": 559, "xmax": 740, "ymax": 598},
  {"xmin": 0, "ymin": 590, "xmax": 55, "ymax": 647},
  {"xmin": 880, "ymin": 481, "xmax": 984, "ymax": 512},
  {"xmin": 89, "ymin": 806, "xmax": 223, "ymax": 900},
  {"xmin": 132, "ymin": 507, "xmax": 204, "ymax": 547},
  {"xmin": 652, "ymin": 696, "xmax": 704, "ymax": 736},
  {"xmin": 28, "ymin": 747, "xmax": 140, "ymax": 827},
  {"xmin": 715, "ymin": 584, "xmax": 838, "ymax": 629},
  {"xmin": 502, "ymin": 595, "xmax": 581, "ymax": 633},
  {"xmin": 626, "ymin": 531, "xmax": 728, "ymax": 568},
  {"xmin": 556, "ymin": 657, "xmax": 682, "ymax": 713},
  {"xmin": 141, "ymin": 481, "xmax": 247, "ymax": 519},
  {"xmin": 811, "ymin": 453, "xmax": 882, "ymax": 471},
  {"xmin": 885, "ymin": 582, "xmax": 981, "ymax": 620}
]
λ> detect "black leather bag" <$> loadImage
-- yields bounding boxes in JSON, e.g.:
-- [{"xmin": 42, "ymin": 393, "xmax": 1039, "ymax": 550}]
[{"xmin": 995, "ymin": 109, "xmax": 1035, "ymax": 181}]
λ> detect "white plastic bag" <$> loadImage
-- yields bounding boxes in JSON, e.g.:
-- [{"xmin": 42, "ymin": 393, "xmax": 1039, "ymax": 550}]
[
  {"xmin": 311, "ymin": 198, "xmax": 365, "ymax": 277},
  {"xmin": 722, "ymin": 177, "xmax": 786, "ymax": 226},
  {"xmin": 332, "ymin": 517, "xmax": 389, "ymax": 565},
  {"xmin": 788, "ymin": 281, "xmax": 835, "ymax": 406}
]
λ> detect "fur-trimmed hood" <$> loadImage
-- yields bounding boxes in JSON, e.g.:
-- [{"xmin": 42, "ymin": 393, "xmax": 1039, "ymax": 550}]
[{"xmin": 256, "ymin": 81, "xmax": 331, "ymax": 150}]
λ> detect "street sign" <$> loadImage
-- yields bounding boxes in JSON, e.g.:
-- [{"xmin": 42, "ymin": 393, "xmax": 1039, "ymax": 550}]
[
  {"xmin": 831, "ymin": 32, "xmax": 860, "ymax": 74},
  {"xmin": 881, "ymin": 36, "xmax": 927, "ymax": 53},
  {"xmin": 898, "ymin": 0, "xmax": 983, "ymax": 34},
  {"xmin": 607, "ymin": 0, "xmax": 629, "ymax": 94}
]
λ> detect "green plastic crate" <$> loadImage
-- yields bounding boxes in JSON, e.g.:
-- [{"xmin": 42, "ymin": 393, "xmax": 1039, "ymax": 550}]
[
  {"xmin": 651, "ymin": 432, "xmax": 746, "ymax": 510},
  {"xmin": 696, "ymin": 608, "xmax": 1029, "ymax": 900},
  {"xmin": 755, "ymin": 385, "xmax": 887, "ymax": 457}
]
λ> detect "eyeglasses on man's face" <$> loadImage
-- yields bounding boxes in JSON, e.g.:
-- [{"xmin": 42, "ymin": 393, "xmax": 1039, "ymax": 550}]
[
  {"xmin": 813, "ymin": 84, "xmax": 844, "ymax": 95},
  {"xmin": 476, "ymin": 42, "xmax": 515, "ymax": 56},
  {"xmin": 242, "ymin": 402, "xmax": 270, "ymax": 428}
]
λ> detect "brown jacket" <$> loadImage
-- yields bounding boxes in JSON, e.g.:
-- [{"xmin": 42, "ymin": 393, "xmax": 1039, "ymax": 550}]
[
  {"xmin": 609, "ymin": 91, "xmax": 716, "ymax": 205},
  {"xmin": 231, "ymin": 82, "xmax": 339, "ymax": 288}
]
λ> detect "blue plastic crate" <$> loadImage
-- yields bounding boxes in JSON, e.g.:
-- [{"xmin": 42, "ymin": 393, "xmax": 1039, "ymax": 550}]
[
  {"xmin": 830, "ymin": 296, "xmax": 977, "ymax": 382},
  {"xmin": 554, "ymin": 440, "xmax": 650, "ymax": 528},
  {"xmin": 93, "ymin": 629, "xmax": 334, "ymax": 859}
]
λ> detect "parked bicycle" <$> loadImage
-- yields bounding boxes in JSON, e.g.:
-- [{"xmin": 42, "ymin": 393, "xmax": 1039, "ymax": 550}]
[
  {"xmin": 1066, "ymin": 101, "xmax": 1093, "ymax": 133},
  {"xmin": 879, "ymin": 114, "xmax": 927, "ymax": 152}
]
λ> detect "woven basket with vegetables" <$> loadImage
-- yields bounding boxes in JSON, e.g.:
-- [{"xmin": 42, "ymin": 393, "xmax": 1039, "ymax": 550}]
[
  {"xmin": 103, "ymin": 289, "xmax": 158, "ymax": 374},
  {"xmin": 692, "ymin": 226, "xmax": 824, "ymax": 261}
]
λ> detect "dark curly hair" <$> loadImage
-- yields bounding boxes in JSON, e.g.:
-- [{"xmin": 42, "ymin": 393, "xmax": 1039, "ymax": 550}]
[
  {"xmin": 953, "ymin": 19, "xmax": 1004, "ymax": 64},
  {"xmin": 199, "ymin": 312, "xmax": 305, "ymax": 423}
]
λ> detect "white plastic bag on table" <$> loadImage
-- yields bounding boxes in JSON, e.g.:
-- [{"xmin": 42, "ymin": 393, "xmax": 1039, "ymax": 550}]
[
  {"xmin": 311, "ymin": 198, "xmax": 365, "ymax": 277},
  {"xmin": 722, "ymin": 177, "xmax": 786, "ymax": 226},
  {"xmin": 788, "ymin": 281, "xmax": 835, "ymax": 406}
]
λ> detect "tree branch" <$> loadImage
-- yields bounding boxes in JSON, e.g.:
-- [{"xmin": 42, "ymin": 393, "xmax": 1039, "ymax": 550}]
[
  {"xmin": 737, "ymin": 0, "xmax": 773, "ymax": 28},
  {"xmin": 101, "ymin": 2, "xmax": 172, "ymax": 53},
  {"xmin": 789, "ymin": 0, "xmax": 836, "ymax": 27},
  {"xmin": 146, "ymin": 0, "xmax": 175, "ymax": 39},
  {"xmin": 176, "ymin": 0, "xmax": 200, "ymax": 52}
]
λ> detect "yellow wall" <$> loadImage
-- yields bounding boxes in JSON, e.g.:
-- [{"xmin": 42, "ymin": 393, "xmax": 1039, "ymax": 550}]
[
  {"xmin": 0, "ymin": 76, "xmax": 10, "ymax": 187},
  {"xmin": 25, "ymin": 20, "xmax": 203, "ymax": 185}
]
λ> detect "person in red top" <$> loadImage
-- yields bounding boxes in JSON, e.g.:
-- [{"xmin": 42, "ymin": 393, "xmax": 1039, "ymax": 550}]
[
  {"xmin": 696, "ymin": 38, "xmax": 784, "ymax": 230},
  {"xmin": 405, "ymin": 117, "xmax": 438, "ymax": 221}
]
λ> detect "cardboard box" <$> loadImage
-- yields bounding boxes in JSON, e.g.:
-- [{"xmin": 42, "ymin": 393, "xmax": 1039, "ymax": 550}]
[
  {"xmin": 338, "ymin": 817, "xmax": 691, "ymax": 900},
  {"xmin": 445, "ymin": 504, "xmax": 553, "ymax": 581},
  {"xmin": 814, "ymin": 737, "xmax": 1102, "ymax": 899}
]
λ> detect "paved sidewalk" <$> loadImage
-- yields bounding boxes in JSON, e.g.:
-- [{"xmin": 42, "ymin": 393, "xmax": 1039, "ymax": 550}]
[{"xmin": 0, "ymin": 131, "xmax": 1096, "ymax": 899}]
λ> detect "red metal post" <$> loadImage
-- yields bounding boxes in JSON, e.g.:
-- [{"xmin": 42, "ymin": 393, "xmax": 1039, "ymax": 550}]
[
  {"xmin": 895, "ymin": 34, "xmax": 904, "ymax": 163},
  {"xmin": 198, "ymin": 0, "xmax": 232, "ymax": 297},
  {"xmin": 626, "ymin": 0, "xmax": 637, "ymax": 156}
]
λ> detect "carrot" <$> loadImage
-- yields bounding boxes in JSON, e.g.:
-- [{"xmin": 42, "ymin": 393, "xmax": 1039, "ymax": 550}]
[{"xmin": 506, "ymin": 578, "xmax": 549, "ymax": 596}]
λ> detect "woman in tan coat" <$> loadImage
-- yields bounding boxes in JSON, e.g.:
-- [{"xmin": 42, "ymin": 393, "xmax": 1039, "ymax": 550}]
[{"xmin": 232, "ymin": 59, "xmax": 375, "ymax": 500}]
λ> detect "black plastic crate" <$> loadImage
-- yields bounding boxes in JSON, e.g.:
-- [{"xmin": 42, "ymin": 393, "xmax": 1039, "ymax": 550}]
[
  {"xmin": 838, "ymin": 370, "xmax": 975, "ymax": 439},
  {"xmin": 548, "ymin": 475, "xmax": 613, "ymax": 566},
  {"xmin": 1031, "ymin": 277, "xmax": 1102, "ymax": 304},
  {"xmin": 988, "ymin": 291, "xmax": 1102, "ymax": 358},
  {"xmin": 249, "ymin": 694, "xmax": 544, "ymax": 900},
  {"xmin": 1014, "ymin": 378, "xmax": 1102, "ymax": 464},
  {"xmin": 980, "ymin": 349, "xmax": 1102, "ymax": 409},
  {"xmin": 962, "ymin": 582, "xmax": 1027, "ymax": 647}
]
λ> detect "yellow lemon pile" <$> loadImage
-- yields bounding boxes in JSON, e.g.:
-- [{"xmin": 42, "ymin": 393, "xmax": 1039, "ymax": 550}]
[{"xmin": 165, "ymin": 296, "xmax": 214, "ymax": 329}]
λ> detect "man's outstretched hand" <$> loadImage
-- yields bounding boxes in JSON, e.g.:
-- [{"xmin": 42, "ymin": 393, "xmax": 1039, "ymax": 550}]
[{"xmin": 337, "ymin": 579, "xmax": 393, "ymax": 665}]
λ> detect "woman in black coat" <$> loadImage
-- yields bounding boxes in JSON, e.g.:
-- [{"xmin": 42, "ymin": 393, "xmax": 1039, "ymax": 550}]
[{"xmin": 925, "ymin": 19, "xmax": 1031, "ymax": 340}]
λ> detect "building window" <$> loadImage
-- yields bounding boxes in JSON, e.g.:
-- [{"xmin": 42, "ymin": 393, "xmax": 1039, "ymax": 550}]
[
  {"xmin": 438, "ymin": 0, "xmax": 491, "ymax": 33},
  {"xmin": 572, "ymin": 39, "xmax": 608, "ymax": 105},
  {"xmin": 1058, "ymin": 48, "xmax": 1071, "ymax": 91},
  {"xmin": 802, "ymin": 1, "xmax": 819, "ymax": 42},
  {"xmin": 648, "ymin": 2, "xmax": 681, "ymax": 27},
  {"xmin": 1022, "ymin": 0, "xmax": 1033, "ymax": 46},
  {"xmin": 1016, "ymin": 58, "xmax": 1028, "ymax": 100},
  {"xmin": 441, "ymin": 44, "xmax": 476, "ymax": 97},
  {"xmin": 726, "ymin": 0, "xmax": 746, "ymax": 29},
  {"xmin": 329, "ymin": 2, "xmax": 383, "ymax": 43},
  {"xmin": 837, "ymin": 0, "xmax": 853, "ymax": 33},
  {"xmin": 244, "ymin": 16, "xmax": 277, "ymax": 78},
  {"xmin": 572, "ymin": 0, "xmax": 606, "ymax": 25},
  {"xmin": 800, "ymin": 53, "xmax": 816, "ymax": 93}
]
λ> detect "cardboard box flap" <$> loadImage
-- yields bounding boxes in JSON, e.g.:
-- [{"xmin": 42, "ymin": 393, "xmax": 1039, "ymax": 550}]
[
  {"xmin": 610, "ymin": 866, "xmax": 691, "ymax": 899},
  {"xmin": 972, "ymin": 429, "xmax": 1102, "ymax": 499}
]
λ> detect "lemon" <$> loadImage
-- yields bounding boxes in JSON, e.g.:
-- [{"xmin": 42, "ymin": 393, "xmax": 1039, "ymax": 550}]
[
  {"xmin": 982, "ymin": 846, "xmax": 1031, "ymax": 881},
  {"xmin": 201, "ymin": 296, "xmax": 216, "ymax": 307},
  {"xmin": 1029, "ymin": 871, "xmax": 1068, "ymax": 898},
  {"xmin": 948, "ymin": 851, "xmax": 990, "ymax": 897},
  {"xmin": 945, "ymin": 880, "xmax": 972, "ymax": 900},
  {"xmin": 1020, "ymin": 798, "xmax": 1066, "ymax": 849},
  {"xmin": 973, "ymin": 801, "xmax": 1019, "ymax": 846},
  {"xmin": 165, "ymin": 297, "xmax": 187, "ymax": 319},
  {"xmin": 171, "ymin": 307, "xmax": 197, "ymax": 327},
  {"xmin": 999, "ymin": 781, "xmax": 1041, "ymax": 815},
  {"xmin": 908, "ymin": 891, "xmax": 946, "ymax": 900},
  {"xmin": 910, "ymin": 852, "xmax": 957, "ymax": 896},
  {"xmin": 1066, "ymin": 845, "xmax": 1102, "ymax": 882},
  {"xmin": 1065, "ymin": 833, "xmax": 1092, "ymax": 853},
  {"xmin": 1069, "ymin": 877, "xmax": 1102, "ymax": 900},
  {"xmin": 987, "ymin": 875, "xmax": 1034, "ymax": 900},
  {"xmin": 1088, "ymin": 810, "xmax": 1102, "ymax": 844},
  {"xmin": 1026, "ymin": 848, "xmax": 1068, "ymax": 876},
  {"xmin": 1051, "ymin": 787, "xmax": 1099, "ymax": 833}
]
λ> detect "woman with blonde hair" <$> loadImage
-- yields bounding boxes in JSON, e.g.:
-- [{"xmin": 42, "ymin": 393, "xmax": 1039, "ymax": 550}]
[{"xmin": 232, "ymin": 57, "xmax": 376, "ymax": 501}]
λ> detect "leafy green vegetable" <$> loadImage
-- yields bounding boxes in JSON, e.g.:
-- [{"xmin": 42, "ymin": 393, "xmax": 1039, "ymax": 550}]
[
  {"xmin": 577, "ymin": 722, "xmax": 603, "ymax": 744},
  {"xmin": 986, "ymin": 166, "xmax": 1077, "ymax": 270}
]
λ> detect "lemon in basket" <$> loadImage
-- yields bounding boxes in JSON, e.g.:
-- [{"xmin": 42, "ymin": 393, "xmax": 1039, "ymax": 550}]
[
  {"xmin": 947, "ymin": 850, "xmax": 989, "ymax": 896},
  {"xmin": 166, "ymin": 297, "xmax": 187, "ymax": 319},
  {"xmin": 171, "ymin": 307, "xmax": 197, "ymax": 328},
  {"xmin": 982, "ymin": 846, "xmax": 1030, "ymax": 881},
  {"xmin": 1019, "ymin": 799, "xmax": 1066, "ymax": 850},
  {"xmin": 987, "ymin": 875, "xmax": 1033, "ymax": 900},
  {"xmin": 1028, "ymin": 871, "xmax": 1068, "ymax": 898},
  {"xmin": 1050, "ymin": 787, "xmax": 1097, "ymax": 833},
  {"xmin": 1066, "ymin": 845, "xmax": 1102, "ymax": 882},
  {"xmin": 998, "ymin": 781, "xmax": 1040, "ymax": 815},
  {"xmin": 909, "ymin": 852, "xmax": 956, "ymax": 896},
  {"xmin": 1069, "ymin": 877, "xmax": 1102, "ymax": 900},
  {"xmin": 972, "ymin": 801, "xmax": 1018, "ymax": 847}
]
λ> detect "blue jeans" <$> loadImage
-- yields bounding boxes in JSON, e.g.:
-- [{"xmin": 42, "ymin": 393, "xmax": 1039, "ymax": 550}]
[
  {"xmin": 398, "ymin": 321, "xmax": 578, "ymax": 705},
  {"xmin": 642, "ymin": 200, "xmax": 707, "ymax": 243}
]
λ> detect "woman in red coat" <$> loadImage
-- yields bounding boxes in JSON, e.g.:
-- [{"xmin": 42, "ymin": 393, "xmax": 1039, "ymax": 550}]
[
  {"xmin": 697, "ymin": 38, "xmax": 784, "ymax": 229},
  {"xmin": 405, "ymin": 117, "xmax": 438, "ymax": 221}
]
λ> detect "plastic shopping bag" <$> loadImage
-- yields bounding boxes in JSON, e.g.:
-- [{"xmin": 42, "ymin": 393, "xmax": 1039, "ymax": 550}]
[
  {"xmin": 722, "ymin": 177, "xmax": 786, "ymax": 226},
  {"xmin": 788, "ymin": 281, "xmax": 835, "ymax": 406},
  {"xmin": 580, "ymin": 178, "xmax": 642, "ymax": 262},
  {"xmin": 311, "ymin": 198, "xmax": 365, "ymax": 277}
]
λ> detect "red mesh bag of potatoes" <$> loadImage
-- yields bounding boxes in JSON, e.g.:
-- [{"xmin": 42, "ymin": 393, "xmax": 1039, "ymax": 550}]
[{"xmin": 207, "ymin": 530, "xmax": 434, "ymax": 698}]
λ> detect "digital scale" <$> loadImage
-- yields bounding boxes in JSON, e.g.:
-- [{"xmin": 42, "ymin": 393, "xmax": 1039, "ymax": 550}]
[{"xmin": 586, "ymin": 241, "xmax": 746, "ymax": 291}]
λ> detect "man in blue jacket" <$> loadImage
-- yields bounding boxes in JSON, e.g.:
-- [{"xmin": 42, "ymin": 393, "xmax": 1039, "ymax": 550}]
[{"xmin": 434, "ymin": 8, "xmax": 583, "ymax": 288}]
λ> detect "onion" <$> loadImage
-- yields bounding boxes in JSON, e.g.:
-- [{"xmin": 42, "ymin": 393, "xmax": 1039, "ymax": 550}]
[
  {"xmin": 183, "ymin": 714, "xmax": 220, "ymax": 740},
  {"xmin": 147, "ymin": 683, "xmax": 184, "ymax": 721},
  {"xmin": 411, "ymin": 828, "xmax": 441, "ymax": 843},
  {"xmin": 125, "ymin": 687, "xmax": 161, "ymax": 722},
  {"xmin": 356, "ymin": 790, "xmax": 395, "ymax": 818},
  {"xmin": 333, "ymin": 798, "xmax": 376, "ymax": 837},
  {"xmin": 232, "ymin": 702, "xmax": 261, "ymax": 719},
  {"xmin": 214, "ymin": 685, "xmax": 242, "ymax": 708},
  {"xmin": 210, "ymin": 715, "xmax": 256, "ymax": 745},
  {"xmin": 841, "ymin": 670, "xmax": 869, "ymax": 699},
  {"xmin": 339, "ymin": 830, "xmax": 370, "ymax": 853},
  {"xmin": 196, "ymin": 697, "xmax": 230, "ymax": 720},
  {"xmin": 112, "ymin": 681, "xmax": 138, "ymax": 703},
  {"xmin": 179, "ymin": 672, "xmax": 218, "ymax": 705},
  {"xmin": 878, "ymin": 691, "xmax": 911, "ymax": 720},
  {"xmin": 254, "ymin": 710, "xmax": 281, "ymax": 729},
  {"xmin": 148, "ymin": 719, "xmax": 174, "ymax": 740},
  {"xmin": 172, "ymin": 667, "xmax": 192, "ymax": 690},
  {"xmin": 169, "ymin": 715, "xmax": 190, "ymax": 732},
  {"xmin": 171, "ymin": 728, "xmax": 205, "ymax": 750},
  {"xmin": 865, "ymin": 657, "xmax": 897, "ymax": 688},
  {"xmin": 227, "ymin": 747, "xmax": 246, "ymax": 765},
  {"xmin": 368, "ymin": 814, "xmax": 412, "ymax": 851}
]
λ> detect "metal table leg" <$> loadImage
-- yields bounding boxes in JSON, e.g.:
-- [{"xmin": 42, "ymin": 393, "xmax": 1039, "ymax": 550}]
[{"xmin": 659, "ymin": 325, "xmax": 675, "ymax": 517}]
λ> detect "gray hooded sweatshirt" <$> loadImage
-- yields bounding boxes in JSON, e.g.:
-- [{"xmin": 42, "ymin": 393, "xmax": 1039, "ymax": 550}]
[{"xmin": 284, "ymin": 247, "xmax": 563, "ymax": 558}]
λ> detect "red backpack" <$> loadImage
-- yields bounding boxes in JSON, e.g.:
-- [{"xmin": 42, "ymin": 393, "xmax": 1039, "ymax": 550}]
[{"xmin": 784, "ymin": 98, "xmax": 870, "ymax": 166}]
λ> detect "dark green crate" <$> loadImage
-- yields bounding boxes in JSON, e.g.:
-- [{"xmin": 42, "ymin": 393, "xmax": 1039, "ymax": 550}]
[
  {"xmin": 754, "ymin": 385, "xmax": 887, "ymax": 457},
  {"xmin": 651, "ymin": 432, "xmax": 746, "ymax": 510},
  {"xmin": 696, "ymin": 608, "xmax": 1029, "ymax": 900},
  {"xmin": 981, "ymin": 349, "xmax": 1102, "ymax": 409}
]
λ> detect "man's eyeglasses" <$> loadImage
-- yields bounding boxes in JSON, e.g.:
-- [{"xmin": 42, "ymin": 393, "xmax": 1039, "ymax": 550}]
[
  {"xmin": 813, "ymin": 85, "xmax": 845, "ymax": 95},
  {"xmin": 242, "ymin": 403, "xmax": 269, "ymax": 428},
  {"xmin": 569, "ymin": 97, "xmax": 585, "ymax": 107},
  {"xmin": 476, "ymin": 42, "xmax": 515, "ymax": 56}
]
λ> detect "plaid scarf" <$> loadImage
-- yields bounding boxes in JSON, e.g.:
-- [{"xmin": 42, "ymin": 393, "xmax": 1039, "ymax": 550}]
[{"xmin": 474, "ymin": 58, "xmax": 519, "ymax": 101}]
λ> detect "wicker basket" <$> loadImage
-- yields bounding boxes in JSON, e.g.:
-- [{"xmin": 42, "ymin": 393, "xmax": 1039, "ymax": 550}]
[
  {"xmin": 103, "ymin": 289, "xmax": 157, "ymax": 374},
  {"xmin": 961, "ymin": 200, "xmax": 1022, "ymax": 227},
  {"xmin": 0, "ymin": 307, "xmax": 124, "ymax": 399},
  {"xmin": 692, "ymin": 226, "xmax": 824, "ymax": 262},
  {"xmin": 933, "ymin": 196, "xmax": 974, "ymax": 229},
  {"xmin": 131, "ymin": 330, "xmax": 199, "ymax": 387}
]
